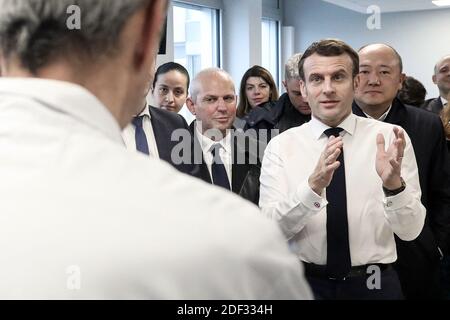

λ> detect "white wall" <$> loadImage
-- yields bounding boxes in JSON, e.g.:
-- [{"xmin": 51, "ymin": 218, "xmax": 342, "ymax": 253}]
[
  {"xmin": 283, "ymin": 0, "xmax": 450, "ymax": 98},
  {"xmin": 222, "ymin": 0, "xmax": 263, "ymax": 87}
]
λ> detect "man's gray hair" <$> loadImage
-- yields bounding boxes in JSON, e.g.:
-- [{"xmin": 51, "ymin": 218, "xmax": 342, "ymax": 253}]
[
  {"xmin": 0, "ymin": 0, "xmax": 151, "ymax": 73},
  {"xmin": 284, "ymin": 53, "xmax": 303, "ymax": 81}
]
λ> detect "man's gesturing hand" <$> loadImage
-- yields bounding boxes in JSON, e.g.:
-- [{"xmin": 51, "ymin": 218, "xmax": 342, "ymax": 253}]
[
  {"xmin": 376, "ymin": 126, "xmax": 406, "ymax": 190},
  {"xmin": 308, "ymin": 135, "xmax": 343, "ymax": 195}
]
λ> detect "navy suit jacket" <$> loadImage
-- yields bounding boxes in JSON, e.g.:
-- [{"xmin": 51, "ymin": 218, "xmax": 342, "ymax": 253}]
[
  {"xmin": 353, "ymin": 99, "xmax": 450, "ymax": 259},
  {"xmin": 148, "ymin": 106, "xmax": 193, "ymax": 175},
  {"xmin": 422, "ymin": 97, "xmax": 444, "ymax": 115},
  {"xmin": 189, "ymin": 122, "xmax": 261, "ymax": 205},
  {"xmin": 241, "ymin": 93, "xmax": 311, "ymax": 140}
]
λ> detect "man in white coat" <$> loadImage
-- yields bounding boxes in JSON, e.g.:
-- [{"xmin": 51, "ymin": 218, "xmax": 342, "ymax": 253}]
[{"xmin": 0, "ymin": 0, "xmax": 311, "ymax": 299}]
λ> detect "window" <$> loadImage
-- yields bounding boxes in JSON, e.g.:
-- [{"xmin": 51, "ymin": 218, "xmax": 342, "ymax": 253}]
[
  {"xmin": 261, "ymin": 18, "xmax": 280, "ymax": 87},
  {"xmin": 173, "ymin": 2, "xmax": 220, "ymax": 79}
]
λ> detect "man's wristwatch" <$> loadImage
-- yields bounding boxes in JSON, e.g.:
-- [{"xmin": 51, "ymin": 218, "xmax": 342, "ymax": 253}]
[{"xmin": 383, "ymin": 177, "xmax": 406, "ymax": 197}]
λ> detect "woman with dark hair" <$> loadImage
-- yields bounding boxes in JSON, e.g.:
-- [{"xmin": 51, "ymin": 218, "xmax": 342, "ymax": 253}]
[
  {"xmin": 236, "ymin": 66, "xmax": 279, "ymax": 145},
  {"xmin": 236, "ymin": 65, "xmax": 279, "ymax": 119},
  {"xmin": 152, "ymin": 62, "xmax": 190, "ymax": 113}
]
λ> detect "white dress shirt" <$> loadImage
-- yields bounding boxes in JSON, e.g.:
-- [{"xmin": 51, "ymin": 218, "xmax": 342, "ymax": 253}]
[
  {"xmin": 178, "ymin": 104, "xmax": 196, "ymax": 125},
  {"xmin": 362, "ymin": 105, "xmax": 392, "ymax": 121},
  {"xmin": 441, "ymin": 96, "xmax": 448, "ymax": 107},
  {"xmin": 122, "ymin": 104, "xmax": 159, "ymax": 158},
  {"xmin": 0, "ymin": 78, "xmax": 312, "ymax": 299},
  {"xmin": 260, "ymin": 113, "xmax": 425, "ymax": 266},
  {"xmin": 195, "ymin": 124, "xmax": 233, "ymax": 184}
]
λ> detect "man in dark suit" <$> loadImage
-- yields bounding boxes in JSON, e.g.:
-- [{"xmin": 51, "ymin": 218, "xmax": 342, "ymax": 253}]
[
  {"xmin": 186, "ymin": 68, "xmax": 261, "ymax": 205},
  {"xmin": 122, "ymin": 79, "xmax": 193, "ymax": 175},
  {"xmin": 422, "ymin": 55, "xmax": 450, "ymax": 115},
  {"xmin": 353, "ymin": 43, "xmax": 450, "ymax": 299}
]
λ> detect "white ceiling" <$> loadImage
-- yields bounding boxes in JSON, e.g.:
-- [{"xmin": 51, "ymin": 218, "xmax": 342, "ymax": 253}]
[{"xmin": 322, "ymin": 0, "xmax": 450, "ymax": 13}]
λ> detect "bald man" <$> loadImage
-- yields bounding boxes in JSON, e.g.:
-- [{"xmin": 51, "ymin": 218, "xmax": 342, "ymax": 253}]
[
  {"xmin": 186, "ymin": 68, "xmax": 261, "ymax": 205},
  {"xmin": 422, "ymin": 55, "xmax": 450, "ymax": 114},
  {"xmin": 353, "ymin": 43, "xmax": 450, "ymax": 299}
]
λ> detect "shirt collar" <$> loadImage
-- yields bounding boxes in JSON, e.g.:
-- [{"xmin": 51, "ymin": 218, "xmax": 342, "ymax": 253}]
[
  {"xmin": 441, "ymin": 96, "xmax": 448, "ymax": 106},
  {"xmin": 0, "ymin": 77, "xmax": 123, "ymax": 144},
  {"xmin": 362, "ymin": 105, "xmax": 392, "ymax": 121},
  {"xmin": 137, "ymin": 104, "xmax": 152, "ymax": 119},
  {"xmin": 195, "ymin": 123, "xmax": 232, "ymax": 154},
  {"xmin": 309, "ymin": 112, "xmax": 356, "ymax": 140}
]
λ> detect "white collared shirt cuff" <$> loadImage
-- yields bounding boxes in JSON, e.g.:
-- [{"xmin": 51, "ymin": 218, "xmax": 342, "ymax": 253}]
[
  {"xmin": 275, "ymin": 180, "xmax": 327, "ymax": 239},
  {"xmin": 383, "ymin": 185, "xmax": 410, "ymax": 211},
  {"xmin": 295, "ymin": 180, "xmax": 328, "ymax": 211}
]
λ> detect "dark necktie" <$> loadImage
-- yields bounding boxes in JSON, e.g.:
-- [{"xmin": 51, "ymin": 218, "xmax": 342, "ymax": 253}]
[
  {"xmin": 132, "ymin": 116, "xmax": 150, "ymax": 155},
  {"xmin": 210, "ymin": 144, "xmax": 231, "ymax": 190},
  {"xmin": 324, "ymin": 127, "xmax": 351, "ymax": 279}
]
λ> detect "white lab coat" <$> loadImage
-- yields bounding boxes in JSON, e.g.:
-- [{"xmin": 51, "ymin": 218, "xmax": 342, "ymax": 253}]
[{"xmin": 0, "ymin": 78, "xmax": 312, "ymax": 299}]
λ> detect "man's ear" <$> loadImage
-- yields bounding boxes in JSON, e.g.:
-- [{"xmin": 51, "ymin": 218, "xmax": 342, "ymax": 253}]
[
  {"xmin": 300, "ymin": 80, "xmax": 307, "ymax": 98},
  {"xmin": 186, "ymin": 97, "xmax": 196, "ymax": 115},
  {"xmin": 398, "ymin": 73, "xmax": 406, "ymax": 90},
  {"xmin": 354, "ymin": 74, "xmax": 360, "ymax": 91},
  {"xmin": 432, "ymin": 74, "xmax": 437, "ymax": 85},
  {"xmin": 133, "ymin": 0, "xmax": 168, "ymax": 72},
  {"xmin": 282, "ymin": 80, "xmax": 287, "ymax": 91}
]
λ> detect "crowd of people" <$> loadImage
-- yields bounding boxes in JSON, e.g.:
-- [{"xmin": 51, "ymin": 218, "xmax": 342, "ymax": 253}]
[{"xmin": 0, "ymin": 0, "xmax": 449, "ymax": 300}]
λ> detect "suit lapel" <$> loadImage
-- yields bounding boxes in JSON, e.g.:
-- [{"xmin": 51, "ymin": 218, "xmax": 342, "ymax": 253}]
[
  {"xmin": 352, "ymin": 101, "xmax": 366, "ymax": 117},
  {"xmin": 432, "ymin": 98, "xmax": 443, "ymax": 114},
  {"xmin": 149, "ymin": 107, "xmax": 171, "ymax": 162},
  {"xmin": 384, "ymin": 98, "xmax": 407, "ymax": 126},
  {"xmin": 189, "ymin": 121, "xmax": 212, "ymax": 183},
  {"xmin": 352, "ymin": 99, "xmax": 407, "ymax": 126}
]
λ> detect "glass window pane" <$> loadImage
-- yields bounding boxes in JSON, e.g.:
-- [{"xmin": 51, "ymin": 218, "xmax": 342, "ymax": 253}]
[
  {"xmin": 173, "ymin": 2, "xmax": 219, "ymax": 79},
  {"xmin": 261, "ymin": 18, "xmax": 279, "ymax": 86}
]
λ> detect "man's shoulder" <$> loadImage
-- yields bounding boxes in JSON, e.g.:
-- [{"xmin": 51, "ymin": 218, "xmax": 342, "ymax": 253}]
[
  {"xmin": 422, "ymin": 97, "xmax": 440, "ymax": 106},
  {"xmin": 149, "ymin": 105, "xmax": 188, "ymax": 128},
  {"xmin": 404, "ymin": 103, "xmax": 442, "ymax": 124},
  {"xmin": 355, "ymin": 114, "xmax": 399, "ymax": 133},
  {"xmin": 265, "ymin": 123, "xmax": 308, "ymax": 152},
  {"xmin": 244, "ymin": 101, "xmax": 277, "ymax": 128},
  {"xmin": 6, "ymin": 148, "xmax": 301, "ymax": 298},
  {"xmin": 399, "ymin": 104, "xmax": 446, "ymax": 147},
  {"xmin": 132, "ymin": 158, "xmax": 272, "ymax": 238},
  {"xmin": 273, "ymin": 93, "xmax": 290, "ymax": 115},
  {"xmin": 105, "ymin": 147, "xmax": 261, "ymax": 219},
  {"xmin": 276, "ymin": 122, "xmax": 308, "ymax": 139},
  {"xmin": 421, "ymin": 97, "xmax": 442, "ymax": 113}
]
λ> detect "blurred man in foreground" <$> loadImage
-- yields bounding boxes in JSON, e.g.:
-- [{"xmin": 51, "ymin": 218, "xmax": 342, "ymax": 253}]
[{"xmin": 0, "ymin": 0, "xmax": 311, "ymax": 299}]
